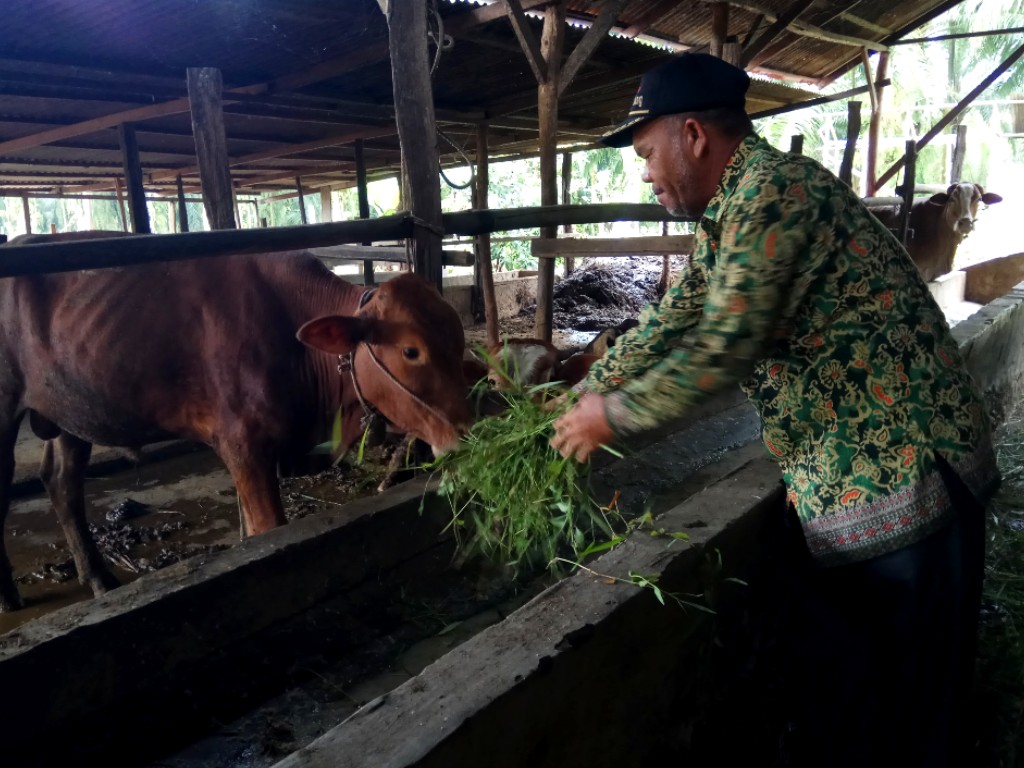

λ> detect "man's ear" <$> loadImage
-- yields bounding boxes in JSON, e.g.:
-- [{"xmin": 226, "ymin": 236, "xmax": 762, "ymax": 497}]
[
  {"xmin": 296, "ymin": 315, "xmax": 372, "ymax": 354},
  {"xmin": 684, "ymin": 117, "xmax": 709, "ymax": 159}
]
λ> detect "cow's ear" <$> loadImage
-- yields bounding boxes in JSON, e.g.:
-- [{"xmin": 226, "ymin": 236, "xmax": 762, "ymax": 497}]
[
  {"xmin": 296, "ymin": 315, "xmax": 370, "ymax": 354},
  {"xmin": 928, "ymin": 193, "xmax": 949, "ymax": 206},
  {"xmin": 981, "ymin": 192, "xmax": 1003, "ymax": 205}
]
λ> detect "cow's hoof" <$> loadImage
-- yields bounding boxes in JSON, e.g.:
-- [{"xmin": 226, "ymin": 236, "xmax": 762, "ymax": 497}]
[
  {"xmin": 0, "ymin": 586, "xmax": 24, "ymax": 613},
  {"xmin": 85, "ymin": 570, "xmax": 121, "ymax": 597}
]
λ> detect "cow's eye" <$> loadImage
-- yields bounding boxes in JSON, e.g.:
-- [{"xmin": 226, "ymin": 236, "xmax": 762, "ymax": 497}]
[{"xmin": 403, "ymin": 346, "xmax": 420, "ymax": 360}]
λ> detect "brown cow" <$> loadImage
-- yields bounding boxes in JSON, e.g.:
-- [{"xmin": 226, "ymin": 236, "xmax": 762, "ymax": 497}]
[
  {"xmin": 872, "ymin": 182, "xmax": 1002, "ymax": 283},
  {"xmin": 0, "ymin": 232, "xmax": 472, "ymax": 611}
]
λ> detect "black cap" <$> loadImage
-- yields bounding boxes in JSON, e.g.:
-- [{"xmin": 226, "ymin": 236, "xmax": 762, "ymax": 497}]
[{"xmin": 600, "ymin": 53, "xmax": 751, "ymax": 148}]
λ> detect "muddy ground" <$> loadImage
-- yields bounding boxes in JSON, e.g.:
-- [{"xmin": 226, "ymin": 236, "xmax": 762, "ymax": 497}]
[{"xmin": 482, "ymin": 256, "xmax": 685, "ymax": 346}]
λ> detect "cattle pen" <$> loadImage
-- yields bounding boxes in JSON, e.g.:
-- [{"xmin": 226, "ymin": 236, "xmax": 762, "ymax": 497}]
[
  {"xmin": 0, "ymin": 217, "xmax": 1021, "ymax": 765},
  {"xmin": 3, "ymin": 0, "xmax": 1024, "ymax": 765},
  {"xmin": 0, "ymin": 285, "xmax": 1020, "ymax": 767}
]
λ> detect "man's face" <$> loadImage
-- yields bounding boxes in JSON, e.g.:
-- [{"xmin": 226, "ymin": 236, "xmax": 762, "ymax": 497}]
[{"xmin": 633, "ymin": 116, "xmax": 709, "ymax": 219}]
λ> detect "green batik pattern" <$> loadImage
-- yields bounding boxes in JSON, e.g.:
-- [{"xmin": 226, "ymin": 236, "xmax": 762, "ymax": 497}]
[{"xmin": 583, "ymin": 133, "xmax": 999, "ymax": 566}]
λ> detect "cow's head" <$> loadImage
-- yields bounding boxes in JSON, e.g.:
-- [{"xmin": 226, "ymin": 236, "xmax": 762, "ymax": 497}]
[
  {"xmin": 296, "ymin": 273, "xmax": 472, "ymax": 455},
  {"xmin": 927, "ymin": 182, "xmax": 1003, "ymax": 237}
]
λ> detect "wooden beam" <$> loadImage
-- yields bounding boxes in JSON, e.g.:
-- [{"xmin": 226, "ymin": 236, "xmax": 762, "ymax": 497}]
[
  {"xmin": 741, "ymin": 0, "xmax": 816, "ymax": 68},
  {"xmin": 0, "ymin": 46, "xmax": 390, "ymax": 159},
  {"xmin": 876, "ymin": 40, "xmax": 1024, "ymax": 191},
  {"xmin": 176, "ymin": 175, "xmax": 189, "ymax": 232},
  {"xmin": 354, "ymin": 138, "xmax": 375, "ymax": 286},
  {"xmin": 0, "ymin": 204, "xmax": 684, "ymax": 277},
  {"xmin": 534, "ymin": 0, "xmax": 566, "ymax": 343},
  {"xmin": 296, "ymin": 177, "xmax": 308, "ymax": 225},
  {"xmin": 309, "ymin": 245, "xmax": 473, "ymax": 267},
  {"xmin": 0, "ymin": 219, "xmax": 415, "ymax": 277},
  {"xmin": 320, "ymin": 187, "xmax": 333, "ymax": 223},
  {"xmin": 898, "ymin": 140, "xmax": 915, "ymax": 246},
  {"xmin": 0, "ymin": 99, "xmax": 193, "ymax": 157},
  {"xmin": 749, "ymin": 78, "xmax": 888, "ymax": 120},
  {"xmin": 532, "ymin": 235, "xmax": 695, "ymax": 257},
  {"xmin": 951, "ymin": 123, "xmax": 967, "ymax": 183},
  {"xmin": 558, "ymin": 0, "xmax": 629, "ymax": 96},
  {"xmin": 860, "ymin": 48, "xmax": 877, "ymax": 112},
  {"xmin": 839, "ymin": 100, "xmax": 861, "ymax": 189},
  {"xmin": 20, "ymin": 193, "xmax": 31, "ymax": 234},
  {"xmin": 561, "ymin": 151, "xmax": 574, "ymax": 275},
  {"xmin": 866, "ymin": 52, "xmax": 888, "ymax": 196},
  {"xmin": 704, "ymin": 0, "xmax": 886, "ymax": 61},
  {"xmin": 475, "ymin": 122, "xmax": 498, "ymax": 347},
  {"xmin": 891, "ymin": 26, "xmax": 1024, "ymax": 46},
  {"xmin": 114, "ymin": 177, "xmax": 129, "ymax": 231},
  {"xmin": 505, "ymin": 0, "xmax": 549, "ymax": 83},
  {"xmin": 117, "ymin": 123, "xmax": 151, "ymax": 234},
  {"xmin": 619, "ymin": 0, "xmax": 680, "ymax": 39},
  {"xmin": 149, "ymin": 125, "xmax": 396, "ymax": 186},
  {"xmin": 384, "ymin": 0, "xmax": 445, "ymax": 287},
  {"xmin": 711, "ymin": 3, "xmax": 729, "ymax": 59},
  {"xmin": 187, "ymin": 68, "xmax": 236, "ymax": 230},
  {"xmin": 742, "ymin": 13, "xmax": 765, "ymax": 47},
  {"xmin": 447, "ymin": 0, "xmax": 549, "ymax": 34}
]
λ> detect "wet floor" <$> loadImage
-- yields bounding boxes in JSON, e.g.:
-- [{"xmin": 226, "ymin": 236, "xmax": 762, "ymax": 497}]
[{"xmin": 0, "ymin": 434, "xmax": 390, "ymax": 635}]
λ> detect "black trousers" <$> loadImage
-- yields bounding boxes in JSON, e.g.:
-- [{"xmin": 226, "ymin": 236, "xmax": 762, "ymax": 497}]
[{"xmin": 781, "ymin": 457, "xmax": 987, "ymax": 768}]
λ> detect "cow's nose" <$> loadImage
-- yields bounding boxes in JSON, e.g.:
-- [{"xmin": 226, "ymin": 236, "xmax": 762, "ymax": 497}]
[{"xmin": 957, "ymin": 217, "xmax": 975, "ymax": 234}]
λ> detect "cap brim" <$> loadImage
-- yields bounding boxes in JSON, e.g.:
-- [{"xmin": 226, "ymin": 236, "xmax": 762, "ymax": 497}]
[{"xmin": 599, "ymin": 113, "xmax": 648, "ymax": 148}]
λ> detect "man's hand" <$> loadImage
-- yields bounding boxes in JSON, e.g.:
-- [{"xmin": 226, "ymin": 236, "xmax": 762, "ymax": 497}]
[{"xmin": 550, "ymin": 392, "xmax": 614, "ymax": 462}]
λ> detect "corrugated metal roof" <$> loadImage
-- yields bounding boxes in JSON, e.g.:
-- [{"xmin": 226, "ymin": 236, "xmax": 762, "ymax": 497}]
[{"xmin": 0, "ymin": 0, "xmax": 963, "ymax": 198}]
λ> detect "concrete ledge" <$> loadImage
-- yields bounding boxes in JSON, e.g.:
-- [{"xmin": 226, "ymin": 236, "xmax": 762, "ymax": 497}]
[
  {"xmin": 951, "ymin": 280, "xmax": 1024, "ymax": 423},
  {"xmin": 963, "ymin": 253, "xmax": 1024, "ymax": 304},
  {"xmin": 270, "ymin": 283, "xmax": 1024, "ymax": 768},
  {"xmin": 275, "ymin": 445, "xmax": 784, "ymax": 768},
  {"xmin": 0, "ymin": 478, "xmax": 450, "ymax": 757}
]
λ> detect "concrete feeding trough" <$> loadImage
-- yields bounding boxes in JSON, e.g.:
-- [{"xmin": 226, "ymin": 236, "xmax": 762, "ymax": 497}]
[{"xmin": 1, "ymin": 283, "xmax": 1021, "ymax": 768}]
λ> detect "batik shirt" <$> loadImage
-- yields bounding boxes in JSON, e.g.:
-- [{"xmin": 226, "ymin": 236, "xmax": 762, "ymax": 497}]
[{"xmin": 581, "ymin": 133, "xmax": 999, "ymax": 566}]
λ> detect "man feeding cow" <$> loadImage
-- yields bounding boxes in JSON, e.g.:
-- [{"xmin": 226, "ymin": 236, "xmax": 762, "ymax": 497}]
[
  {"xmin": 550, "ymin": 53, "xmax": 999, "ymax": 768},
  {"xmin": 0, "ymin": 233, "xmax": 473, "ymax": 612}
]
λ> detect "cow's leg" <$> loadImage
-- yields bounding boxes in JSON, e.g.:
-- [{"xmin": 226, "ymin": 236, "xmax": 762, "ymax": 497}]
[
  {"xmin": 40, "ymin": 433, "xmax": 119, "ymax": 597},
  {"xmin": 218, "ymin": 443, "xmax": 286, "ymax": 536},
  {"xmin": 0, "ymin": 410, "xmax": 25, "ymax": 612}
]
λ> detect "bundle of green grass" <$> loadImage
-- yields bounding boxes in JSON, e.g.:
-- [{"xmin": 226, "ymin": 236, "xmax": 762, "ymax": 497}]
[{"xmin": 434, "ymin": 386, "xmax": 620, "ymax": 572}]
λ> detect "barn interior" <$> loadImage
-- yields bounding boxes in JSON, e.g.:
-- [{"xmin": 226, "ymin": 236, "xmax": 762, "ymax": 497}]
[{"xmin": 2, "ymin": 2, "xmax": 1023, "ymax": 767}]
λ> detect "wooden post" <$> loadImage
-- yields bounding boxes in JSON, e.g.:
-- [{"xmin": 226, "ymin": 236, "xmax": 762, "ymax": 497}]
[
  {"xmin": 710, "ymin": 3, "xmax": 728, "ymax": 59},
  {"xmin": 114, "ymin": 177, "xmax": 129, "ymax": 232},
  {"xmin": 789, "ymin": 135, "xmax": 804, "ymax": 155},
  {"xmin": 382, "ymin": 0, "xmax": 445, "ymax": 289},
  {"xmin": 898, "ymin": 139, "xmax": 916, "ymax": 247},
  {"xmin": 839, "ymin": 100, "xmax": 862, "ymax": 189},
  {"xmin": 534, "ymin": 1, "xmax": 566, "ymax": 342},
  {"xmin": 117, "ymin": 122, "xmax": 151, "ymax": 234},
  {"xmin": 354, "ymin": 138, "xmax": 375, "ymax": 286},
  {"xmin": 723, "ymin": 39, "xmax": 742, "ymax": 67},
  {"xmin": 176, "ymin": 175, "xmax": 189, "ymax": 232},
  {"xmin": 475, "ymin": 122, "xmax": 498, "ymax": 346},
  {"xmin": 561, "ymin": 151, "xmax": 575, "ymax": 276},
  {"xmin": 187, "ymin": 67, "xmax": 236, "ymax": 229},
  {"xmin": 20, "ymin": 193, "xmax": 31, "ymax": 235},
  {"xmin": 320, "ymin": 187, "xmax": 333, "ymax": 223},
  {"xmin": 295, "ymin": 177, "xmax": 308, "ymax": 225},
  {"xmin": 866, "ymin": 52, "xmax": 889, "ymax": 196},
  {"xmin": 951, "ymin": 123, "xmax": 968, "ymax": 182}
]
